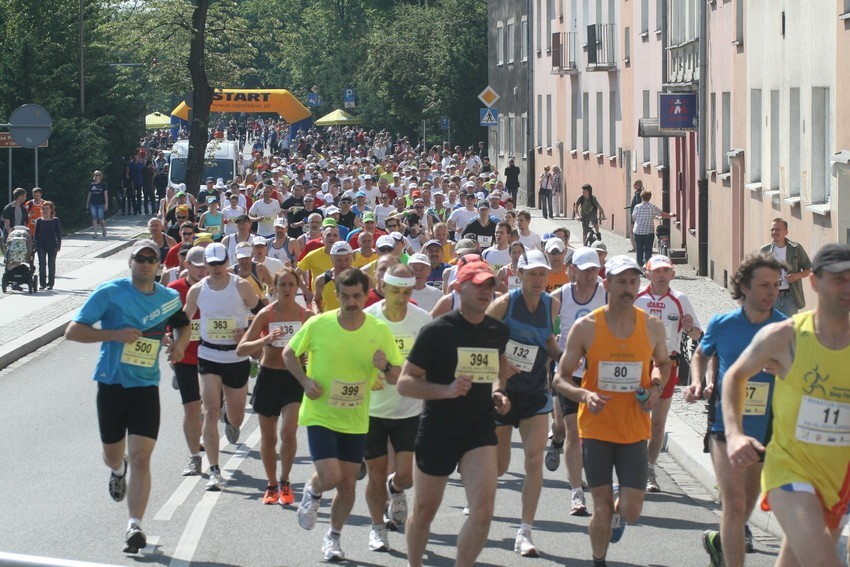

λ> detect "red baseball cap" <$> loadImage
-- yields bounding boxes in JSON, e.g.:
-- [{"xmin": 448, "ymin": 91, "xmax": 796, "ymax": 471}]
[{"xmin": 456, "ymin": 260, "xmax": 496, "ymax": 285}]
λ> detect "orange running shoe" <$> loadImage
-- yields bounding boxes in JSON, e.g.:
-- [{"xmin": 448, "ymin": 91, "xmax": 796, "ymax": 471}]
[
  {"xmin": 262, "ymin": 485, "xmax": 280, "ymax": 505},
  {"xmin": 279, "ymin": 481, "xmax": 295, "ymax": 505}
]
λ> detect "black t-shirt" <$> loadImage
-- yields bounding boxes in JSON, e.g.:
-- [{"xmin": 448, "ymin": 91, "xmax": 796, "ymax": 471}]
[
  {"xmin": 462, "ymin": 218, "xmax": 497, "ymax": 248},
  {"xmin": 337, "ymin": 210, "xmax": 357, "ymax": 229},
  {"xmin": 289, "ymin": 207, "xmax": 323, "ymax": 238},
  {"xmin": 196, "ymin": 189, "xmax": 220, "ymax": 214},
  {"xmin": 89, "ymin": 181, "xmax": 108, "ymax": 206},
  {"xmin": 407, "ymin": 311, "xmax": 509, "ymax": 429}
]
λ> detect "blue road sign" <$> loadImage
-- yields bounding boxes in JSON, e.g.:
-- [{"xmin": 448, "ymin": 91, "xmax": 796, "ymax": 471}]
[
  {"xmin": 440, "ymin": 116, "xmax": 450, "ymax": 130},
  {"xmin": 306, "ymin": 93, "xmax": 321, "ymax": 107},
  {"xmin": 659, "ymin": 93, "xmax": 698, "ymax": 131},
  {"xmin": 343, "ymin": 88, "xmax": 356, "ymax": 109},
  {"xmin": 479, "ymin": 107, "xmax": 499, "ymax": 127}
]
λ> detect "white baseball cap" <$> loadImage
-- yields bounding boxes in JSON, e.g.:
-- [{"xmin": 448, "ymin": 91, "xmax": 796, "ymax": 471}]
[
  {"xmin": 330, "ymin": 241, "xmax": 354, "ymax": 255},
  {"xmin": 646, "ymin": 254, "xmax": 674, "ymax": 270},
  {"xmin": 204, "ymin": 243, "xmax": 227, "ymax": 263},
  {"xmin": 517, "ymin": 250, "xmax": 551, "ymax": 271},
  {"xmin": 571, "ymin": 247, "xmax": 601, "ymax": 270},
  {"xmin": 605, "ymin": 255, "xmax": 642, "ymax": 276},
  {"xmin": 544, "ymin": 238, "xmax": 566, "ymax": 254},
  {"xmin": 408, "ymin": 253, "xmax": 431, "ymax": 266}
]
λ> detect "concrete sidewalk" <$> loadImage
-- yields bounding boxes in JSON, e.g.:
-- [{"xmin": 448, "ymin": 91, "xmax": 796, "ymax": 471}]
[{"xmin": 0, "ymin": 213, "xmax": 149, "ymax": 370}]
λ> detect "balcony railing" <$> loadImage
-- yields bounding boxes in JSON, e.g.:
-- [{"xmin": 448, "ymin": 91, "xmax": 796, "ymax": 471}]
[
  {"xmin": 586, "ymin": 23, "xmax": 617, "ymax": 71},
  {"xmin": 551, "ymin": 32, "xmax": 578, "ymax": 74}
]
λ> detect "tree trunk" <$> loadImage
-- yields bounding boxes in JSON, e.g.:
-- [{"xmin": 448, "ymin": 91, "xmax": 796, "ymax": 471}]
[{"xmin": 185, "ymin": 0, "xmax": 212, "ymax": 197}]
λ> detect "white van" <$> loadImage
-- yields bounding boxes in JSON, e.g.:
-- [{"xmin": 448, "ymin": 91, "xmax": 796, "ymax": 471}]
[{"xmin": 168, "ymin": 139, "xmax": 242, "ymax": 189}]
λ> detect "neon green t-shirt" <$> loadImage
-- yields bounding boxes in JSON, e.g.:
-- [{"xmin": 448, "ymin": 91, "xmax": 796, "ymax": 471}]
[{"xmin": 289, "ymin": 310, "xmax": 404, "ymax": 434}]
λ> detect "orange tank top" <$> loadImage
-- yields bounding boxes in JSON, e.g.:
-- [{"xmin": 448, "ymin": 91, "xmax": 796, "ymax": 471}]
[{"xmin": 579, "ymin": 306, "xmax": 653, "ymax": 444}]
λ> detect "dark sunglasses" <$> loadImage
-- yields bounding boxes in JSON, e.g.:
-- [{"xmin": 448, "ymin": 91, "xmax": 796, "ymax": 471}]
[
  {"xmin": 133, "ymin": 254, "xmax": 159, "ymax": 264},
  {"xmin": 207, "ymin": 260, "xmax": 226, "ymax": 267},
  {"xmin": 181, "ymin": 231, "xmax": 195, "ymax": 237}
]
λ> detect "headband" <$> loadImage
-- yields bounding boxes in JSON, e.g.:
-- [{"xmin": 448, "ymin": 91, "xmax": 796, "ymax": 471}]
[{"xmin": 382, "ymin": 274, "xmax": 416, "ymax": 288}]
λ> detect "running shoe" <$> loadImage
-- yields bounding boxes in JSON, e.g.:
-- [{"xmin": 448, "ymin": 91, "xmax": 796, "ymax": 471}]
[
  {"xmin": 368, "ymin": 526, "xmax": 390, "ymax": 552},
  {"xmin": 610, "ymin": 514, "xmax": 627, "ymax": 543},
  {"xmin": 123, "ymin": 522, "xmax": 146, "ymax": 554},
  {"xmin": 322, "ymin": 534, "xmax": 345, "ymax": 561},
  {"xmin": 544, "ymin": 440, "xmax": 563, "ymax": 472},
  {"xmin": 297, "ymin": 487, "xmax": 320, "ymax": 530},
  {"xmin": 646, "ymin": 469, "xmax": 660, "ymax": 493},
  {"xmin": 279, "ymin": 481, "xmax": 295, "ymax": 505},
  {"xmin": 570, "ymin": 491, "xmax": 590, "ymax": 517},
  {"xmin": 262, "ymin": 484, "xmax": 280, "ymax": 505},
  {"xmin": 702, "ymin": 529, "xmax": 724, "ymax": 567},
  {"xmin": 109, "ymin": 456, "xmax": 128, "ymax": 502},
  {"xmin": 744, "ymin": 524, "xmax": 754, "ymax": 553},
  {"xmin": 223, "ymin": 413, "xmax": 240, "ymax": 444},
  {"xmin": 386, "ymin": 474, "xmax": 408, "ymax": 525},
  {"xmin": 356, "ymin": 460, "xmax": 367, "ymax": 481},
  {"xmin": 593, "ymin": 558, "xmax": 608, "ymax": 567},
  {"xmin": 206, "ymin": 468, "xmax": 223, "ymax": 491},
  {"xmin": 514, "ymin": 530, "xmax": 539, "ymax": 557},
  {"xmin": 171, "ymin": 374, "xmax": 178, "ymax": 390},
  {"xmin": 182, "ymin": 455, "xmax": 202, "ymax": 477}
]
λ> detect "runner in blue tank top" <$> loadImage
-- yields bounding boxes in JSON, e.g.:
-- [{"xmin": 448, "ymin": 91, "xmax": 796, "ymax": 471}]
[{"xmin": 486, "ymin": 249, "xmax": 563, "ymax": 557}]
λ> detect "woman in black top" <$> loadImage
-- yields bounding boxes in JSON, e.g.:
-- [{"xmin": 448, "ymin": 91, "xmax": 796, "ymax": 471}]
[{"xmin": 33, "ymin": 200, "xmax": 61, "ymax": 290}]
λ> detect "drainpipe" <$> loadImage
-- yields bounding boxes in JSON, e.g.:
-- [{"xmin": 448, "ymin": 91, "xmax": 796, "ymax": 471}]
[
  {"xmin": 661, "ymin": 0, "xmax": 670, "ymax": 225},
  {"xmin": 697, "ymin": 0, "xmax": 709, "ymax": 275}
]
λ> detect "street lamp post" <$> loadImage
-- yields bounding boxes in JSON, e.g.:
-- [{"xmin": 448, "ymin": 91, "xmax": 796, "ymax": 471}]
[{"xmin": 79, "ymin": 0, "xmax": 84, "ymax": 116}]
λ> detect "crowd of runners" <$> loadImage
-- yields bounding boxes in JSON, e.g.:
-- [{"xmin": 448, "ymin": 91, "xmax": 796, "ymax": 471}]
[{"xmin": 64, "ymin": 126, "xmax": 850, "ymax": 567}]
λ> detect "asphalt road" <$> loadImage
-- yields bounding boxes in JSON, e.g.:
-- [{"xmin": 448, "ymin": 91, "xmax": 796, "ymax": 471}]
[{"xmin": 0, "ymin": 335, "xmax": 782, "ymax": 567}]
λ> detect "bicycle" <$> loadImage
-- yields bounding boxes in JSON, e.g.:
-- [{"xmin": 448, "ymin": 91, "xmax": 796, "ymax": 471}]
[
  {"xmin": 575, "ymin": 215, "xmax": 605, "ymax": 247},
  {"xmin": 655, "ymin": 218, "xmax": 670, "ymax": 257}
]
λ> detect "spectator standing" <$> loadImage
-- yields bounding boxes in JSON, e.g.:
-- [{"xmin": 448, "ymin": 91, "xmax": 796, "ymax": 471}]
[
  {"xmin": 538, "ymin": 166, "xmax": 554, "ymax": 220},
  {"xmin": 758, "ymin": 217, "xmax": 812, "ymax": 317},
  {"xmin": 87, "ymin": 170, "xmax": 109, "ymax": 239},
  {"xmin": 33, "ymin": 200, "xmax": 61, "ymax": 290},
  {"xmin": 128, "ymin": 155, "xmax": 144, "ymax": 215},
  {"xmin": 552, "ymin": 166, "xmax": 564, "ymax": 217},
  {"xmin": 25, "ymin": 187, "xmax": 44, "ymax": 236},
  {"xmin": 631, "ymin": 190, "xmax": 675, "ymax": 269},
  {"xmin": 2, "ymin": 187, "xmax": 28, "ymax": 237},
  {"xmin": 504, "ymin": 158, "xmax": 521, "ymax": 203}
]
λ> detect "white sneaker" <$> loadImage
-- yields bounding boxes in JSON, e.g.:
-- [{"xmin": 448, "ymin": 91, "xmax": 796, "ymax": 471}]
[
  {"xmin": 368, "ymin": 526, "xmax": 390, "ymax": 552},
  {"xmin": 646, "ymin": 469, "xmax": 660, "ymax": 493},
  {"xmin": 206, "ymin": 468, "xmax": 223, "ymax": 491},
  {"xmin": 386, "ymin": 473, "xmax": 408, "ymax": 525},
  {"xmin": 322, "ymin": 534, "xmax": 345, "ymax": 561},
  {"xmin": 297, "ymin": 488, "xmax": 320, "ymax": 530},
  {"xmin": 570, "ymin": 491, "xmax": 590, "ymax": 516},
  {"xmin": 514, "ymin": 530, "xmax": 539, "ymax": 557}
]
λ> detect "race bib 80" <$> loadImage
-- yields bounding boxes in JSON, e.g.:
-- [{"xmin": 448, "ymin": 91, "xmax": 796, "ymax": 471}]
[{"xmin": 597, "ymin": 361, "xmax": 642, "ymax": 392}]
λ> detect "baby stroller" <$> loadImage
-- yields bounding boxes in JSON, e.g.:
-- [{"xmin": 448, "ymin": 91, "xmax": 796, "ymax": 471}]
[{"xmin": 2, "ymin": 225, "xmax": 38, "ymax": 294}]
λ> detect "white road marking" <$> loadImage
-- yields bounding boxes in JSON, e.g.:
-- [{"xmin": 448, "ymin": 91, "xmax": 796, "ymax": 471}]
[{"xmin": 167, "ymin": 420, "xmax": 261, "ymax": 567}]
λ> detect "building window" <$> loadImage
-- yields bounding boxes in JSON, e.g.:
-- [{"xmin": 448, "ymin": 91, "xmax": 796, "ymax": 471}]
[
  {"xmin": 583, "ymin": 92, "xmax": 590, "ymax": 151},
  {"xmin": 596, "ymin": 92, "xmax": 604, "ymax": 154},
  {"xmin": 609, "ymin": 91, "xmax": 617, "ymax": 157},
  {"xmin": 735, "ymin": 0, "xmax": 744, "ymax": 45},
  {"xmin": 508, "ymin": 115, "xmax": 516, "ymax": 157},
  {"xmin": 571, "ymin": 91, "xmax": 579, "ymax": 150},
  {"xmin": 709, "ymin": 92, "xmax": 716, "ymax": 171},
  {"xmin": 546, "ymin": 95, "xmax": 553, "ymax": 147},
  {"xmin": 537, "ymin": 0, "xmax": 543, "ymax": 53},
  {"xmin": 770, "ymin": 90, "xmax": 779, "ymax": 190},
  {"xmin": 642, "ymin": 90, "xmax": 650, "ymax": 162},
  {"xmin": 547, "ymin": 0, "xmax": 554, "ymax": 51},
  {"xmin": 624, "ymin": 26, "xmax": 630, "ymax": 61},
  {"xmin": 537, "ymin": 94, "xmax": 543, "ymax": 147},
  {"xmin": 749, "ymin": 89, "xmax": 762, "ymax": 182},
  {"xmin": 656, "ymin": 0, "xmax": 663, "ymax": 31},
  {"xmin": 507, "ymin": 22, "xmax": 515, "ymax": 63},
  {"xmin": 812, "ymin": 87, "xmax": 831, "ymax": 203},
  {"xmin": 521, "ymin": 17, "xmax": 529, "ymax": 62},
  {"xmin": 722, "ymin": 91, "xmax": 731, "ymax": 174},
  {"xmin": 521, "ymin": 114, "xmax": 529, "ymax": 156},
  {"xmin": 499, "ymin": 116, "xmax": 506, "ymax": 156},
  {"xmin": 582, "ymin": 0, "xmax": 589, "ymax": 43},
  {"xmin": 789, "ymin": 88, "xmax": 801, "ymax": 197},
  {"xmin": 641, "ymin": 0, "xmax": 649, "ymax": 34},
  {"xmin": 497, "ymin": 25, "xmax": 504, "ymax": 65}
]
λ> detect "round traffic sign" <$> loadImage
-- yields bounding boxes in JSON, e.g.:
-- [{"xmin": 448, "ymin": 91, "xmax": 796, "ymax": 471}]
[{"xmin": 9, "ymin": 104, "xmax": 52, "ymax": 149}]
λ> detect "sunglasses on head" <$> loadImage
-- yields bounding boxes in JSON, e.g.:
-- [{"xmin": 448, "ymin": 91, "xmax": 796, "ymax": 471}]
[
  {"xmin": 207, "ymin": 260, "xmax": 226, "ymax": 267},
  {"xmin": 133, "ymin": 254, "xmax": 159, "ymax": 264}
]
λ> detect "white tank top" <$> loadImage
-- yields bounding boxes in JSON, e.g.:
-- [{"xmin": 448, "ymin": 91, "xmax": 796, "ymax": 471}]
[
  {"xmin": 557, "ymin": 280, "xmax": 607, "ymax": 377},
  {"xmin": 197, "ymin": 274, "xmax": 251, "ymax": 363}
]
